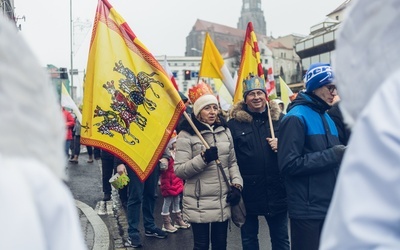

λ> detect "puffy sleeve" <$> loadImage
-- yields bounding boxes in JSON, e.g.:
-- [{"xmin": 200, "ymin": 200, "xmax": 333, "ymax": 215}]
[{"xmin": 320, "ymin": 77, "xmax": 400, "ymax": 249}]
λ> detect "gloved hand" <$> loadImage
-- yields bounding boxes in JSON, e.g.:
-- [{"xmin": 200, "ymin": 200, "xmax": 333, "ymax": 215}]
[
  {"xmin": 331, "ymin": 145, "xmax": 347, "ymax": 163},
  {"xmin": 226, "ymin": 186, "xmax": 241, "ymax": 206},
  {"xmin": 203, "ymin": 146, "xmax": 218, "ymax": 164}
]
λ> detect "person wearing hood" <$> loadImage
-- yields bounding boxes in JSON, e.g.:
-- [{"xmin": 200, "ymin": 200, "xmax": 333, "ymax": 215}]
[
  {"xmin": 0, "ymin": 15, "xmax": 86, "ymax": 250},
  {"xmin": 277, "ymin": 63, "xmax": 346, "ymax": 250},
  {"xmin": 228, "ymin": 76, "xmax": 290, "ymax": 250},
  {"xmin": 174, "ymin": 82, "xmax": 243, "ymax": 250},
  {"xmin": 320, "ymin": 0, "xmax": 400, "ymax": 248}
]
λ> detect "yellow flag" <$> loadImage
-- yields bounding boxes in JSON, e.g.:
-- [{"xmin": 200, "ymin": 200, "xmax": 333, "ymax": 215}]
[
  {"xmin": 233, "ymin": 22, "xmax": 264, "ymax": 103},
  {"xmin": 81, "ymin": 0, "xmax": 185, "ymax": 181},
  {"xmin": 199, "ymin": 33, "xmax": 235, "ymax": 96},
  {"xmin": 279, "ymin": 76, "xmax": 294, "ymax": 113}
]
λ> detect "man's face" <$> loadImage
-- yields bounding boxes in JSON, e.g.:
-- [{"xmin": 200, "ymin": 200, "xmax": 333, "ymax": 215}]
[
  {"xmin": 313, "ymin": 84, "xmax": 338, "ymax": 105},
  {"xmin": 245, "ymin": 90, "xmax": 267, "ymax": 112}
]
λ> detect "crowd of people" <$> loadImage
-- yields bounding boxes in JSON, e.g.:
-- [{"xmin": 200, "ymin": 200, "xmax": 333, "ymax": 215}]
[{"xmin": 6, "ymin": 0, "xmax": 400, "ymax": 248}]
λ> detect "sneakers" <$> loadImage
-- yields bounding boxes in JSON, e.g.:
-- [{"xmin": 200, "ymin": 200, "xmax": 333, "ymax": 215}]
[
  {"xmin": 126, "ymin": 237, "xmax": 142, "ymax": 248},
  {"xmin": 145, "ymin": 227, "xmax": 167, "ymax": 239}
]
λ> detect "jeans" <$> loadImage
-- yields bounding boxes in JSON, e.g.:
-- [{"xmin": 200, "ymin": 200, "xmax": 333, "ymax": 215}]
[
  {"xmin": 65, "ymin": 140, "xmax": 72, "ymax": 158},
  {"xmin": 241, "ymin": 212, "xmax": 290, "ymax": 250},
  {"xmin": 161, "ymin": 196, "xmax": 181, "ymax": 214},
  {"xmin": 101, "ymin": 156, "xmax": 114, "ymax": 195},
  {"xmin": 191, "ymin": 220, "xmax": 228, "ymax": 250},
  {"xmin": 126, "ymin": 165, "xmax": 160, "ymax": 241}
]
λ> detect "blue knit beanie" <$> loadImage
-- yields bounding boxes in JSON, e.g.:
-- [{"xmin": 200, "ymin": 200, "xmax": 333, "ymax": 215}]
[{"xmin": 305, "ymin": 63, "xmax": 334, "ymax": 93}]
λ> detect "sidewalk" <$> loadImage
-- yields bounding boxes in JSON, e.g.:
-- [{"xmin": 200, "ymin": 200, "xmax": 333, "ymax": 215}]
[{"xmin": 76, "ymin": 200, "xmax": 111, "ymax": 250}]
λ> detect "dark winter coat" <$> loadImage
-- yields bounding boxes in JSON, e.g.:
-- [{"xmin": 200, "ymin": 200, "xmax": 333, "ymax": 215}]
[
  {"xmin": 278, "ymin": 92, "xmax": 342, "ymax": 219},
  {"xmin": 227, "ymin": 101, "xmax": 287, "ymax": 216}
]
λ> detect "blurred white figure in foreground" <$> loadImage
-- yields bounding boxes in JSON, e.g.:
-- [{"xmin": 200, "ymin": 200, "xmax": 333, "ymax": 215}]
[
  {"xmin": 320, "ymin": 0, "xmax": 400, "ymax": 249},
  {"xmin": 0, "ymin": 15, "xmax": 86, "ymax": 250}
]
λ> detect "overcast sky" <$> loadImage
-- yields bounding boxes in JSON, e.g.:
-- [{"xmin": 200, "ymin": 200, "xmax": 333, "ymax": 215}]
[{"xmin": 14, "ymin": 0, "xmax": 345, "ymax": 88}]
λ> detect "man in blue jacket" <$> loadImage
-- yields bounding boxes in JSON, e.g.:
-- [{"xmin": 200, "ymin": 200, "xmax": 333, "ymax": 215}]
[{"xmin": 278, "ymin": 63, "xmax": 346, "ymax": 250}]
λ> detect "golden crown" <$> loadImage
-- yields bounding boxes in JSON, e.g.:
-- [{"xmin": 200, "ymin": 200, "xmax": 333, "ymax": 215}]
[
  {"xmin": 243, "ymin": 75, "xmax": 266, "ymax": 94},
  {"xmin": 188, "ymin": 82, "xmax": 214, "ymax": 104}
]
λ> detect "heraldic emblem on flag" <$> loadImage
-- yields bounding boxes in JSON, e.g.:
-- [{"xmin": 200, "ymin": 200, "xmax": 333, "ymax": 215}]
[{"xmin": 81, "ymin": 0, "xmax": 185, "ymax": 181}]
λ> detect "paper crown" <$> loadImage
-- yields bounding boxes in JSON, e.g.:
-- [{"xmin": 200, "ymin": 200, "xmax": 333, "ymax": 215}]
[
  {"xmin": 242, "ymin": 76, "xmax": 266, "ymax": 97},
  {"xmin": 188, "ymin": 82, "xmax": 214, "ymax": 104}
]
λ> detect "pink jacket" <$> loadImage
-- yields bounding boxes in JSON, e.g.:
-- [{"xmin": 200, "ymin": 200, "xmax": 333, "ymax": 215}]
[
  {"xmin": 160, "ymin": 158, "xmax": 184, "ymax": 197},
  {"xmin": 62, "ymin": 109, "xmax": 75, "ymax": 140}
]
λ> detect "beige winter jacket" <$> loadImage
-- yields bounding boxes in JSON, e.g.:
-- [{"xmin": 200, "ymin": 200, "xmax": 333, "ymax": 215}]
[{"xmin": 174, "ymin": 114, "xmax": 243, "ymax": 223}]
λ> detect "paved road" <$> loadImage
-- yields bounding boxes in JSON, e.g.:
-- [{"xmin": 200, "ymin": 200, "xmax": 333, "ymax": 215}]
[{"xmin": 66, "ymin": 152, "xmax": 273, "ymax": 250}]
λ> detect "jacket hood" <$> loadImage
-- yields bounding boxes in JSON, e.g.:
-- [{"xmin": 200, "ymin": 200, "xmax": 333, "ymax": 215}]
[
  {"xmin": 229, "ymin": 100, "xmax": 281, "ymax": 123},
  {"xmin": 0, "ymin": 16, "xmax": 65, "ymax": 179},
  {"xmin": 334, "ymin": 0, "xmax": 400, "ymax": 127},
  {"xmin": 287, "ymin": 91, "xmax": 331, "ymax": 114}
]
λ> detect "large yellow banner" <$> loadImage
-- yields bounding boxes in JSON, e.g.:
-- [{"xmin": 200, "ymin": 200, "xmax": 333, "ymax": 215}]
[{"xmin": 81, "ymin": 0, "xmax": 185, "ymax": 181}]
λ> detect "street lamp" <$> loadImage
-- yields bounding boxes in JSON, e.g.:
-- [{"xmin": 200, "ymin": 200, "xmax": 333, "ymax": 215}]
[{"xmin": 70, "ymin": 0, "xmax": 74, "ymax": 99}]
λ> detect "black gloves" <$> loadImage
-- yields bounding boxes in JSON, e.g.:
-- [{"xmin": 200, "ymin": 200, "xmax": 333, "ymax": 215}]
[
  {"xmin": 332, "ymin": 145, "xmax": 347, "ymax": 163},
  {"xmin": 227, "ymin": 186, "xmax": 241, "ymax": 206},
  {"xmin": 203, "ymin": 146, "xmax": 218, "ymax": 164}
]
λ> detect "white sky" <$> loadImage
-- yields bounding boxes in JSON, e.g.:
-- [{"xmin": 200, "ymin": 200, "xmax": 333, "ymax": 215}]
[{"xmin": 14, "ymin": 0, "xmax": 345, "ymax": 94}]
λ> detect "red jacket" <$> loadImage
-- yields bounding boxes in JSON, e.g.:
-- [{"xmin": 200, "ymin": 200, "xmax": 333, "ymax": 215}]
[
  {"xmin": 62, "ymin": 109, "xmax": 75, "ymax": 140},
  {"xmin": 160, "ymin": 158, "xmax": 184, "ymax": 197}
]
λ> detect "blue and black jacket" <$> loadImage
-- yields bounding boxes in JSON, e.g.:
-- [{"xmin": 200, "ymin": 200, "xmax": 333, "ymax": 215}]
[{"xmin": 278, "ymin": 91, "xmax": 342, "ymax": 219}]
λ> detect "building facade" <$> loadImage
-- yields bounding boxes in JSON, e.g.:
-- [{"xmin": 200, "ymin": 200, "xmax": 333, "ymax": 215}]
[{"xmin": 295, "ymin": 0, "xmax": 352, "ymax": 72}]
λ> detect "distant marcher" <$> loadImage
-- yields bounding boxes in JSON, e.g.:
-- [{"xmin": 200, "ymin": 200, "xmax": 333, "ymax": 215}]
[
  {"xmin": 0, "ymin": 15, "xmax": 85, "ymax": 250},
  {"xmin": 174, "ymin": 83, "xmax": 243, "ymax": 250},
  {"xmin": 320, "ymin": 1, "xmax": 400, "ymax": 248},
  {"xmin": 62, "ymin": 107, "xmax": 75, "ymax": 159},
  {"xmin": 228, "ymin": 76, "xmax": 290, "ymax": 250},
  {"xmin": 278, "ymin": 63, "xmax": 346, "ymax": 250},
  {"xmin": 69, "ymin": 112, "xmax": 82, "ymax": 163}
]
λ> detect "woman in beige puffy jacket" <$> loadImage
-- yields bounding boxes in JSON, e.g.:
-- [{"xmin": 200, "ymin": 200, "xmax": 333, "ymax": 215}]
[{"xmin": 174, "ymin": 84, "xmax": 243, "ymax": 250}]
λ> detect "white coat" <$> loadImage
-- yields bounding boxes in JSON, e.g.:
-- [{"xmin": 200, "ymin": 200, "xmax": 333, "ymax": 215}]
[
  {"xmin": 320, "ymin": 0, "xmax": 400, "ymax": 249},
  {"xmin": 0, "ymin": 15, "xmax": 86, "ymax": 250}
]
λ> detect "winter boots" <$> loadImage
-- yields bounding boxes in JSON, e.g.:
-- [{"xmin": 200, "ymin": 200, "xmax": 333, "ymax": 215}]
[
  {"xmin": 162, "ymin": 214, "xmax": 177, "ymax": 233},
  {"xmin": 173, "ymin": 212, "xmax": 190, "ymax": 229}
]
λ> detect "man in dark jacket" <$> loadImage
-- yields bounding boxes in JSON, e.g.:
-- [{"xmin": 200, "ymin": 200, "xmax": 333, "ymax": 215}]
[
  {"xmin": 228, "ymin": 76, "xmax": 290, "ymax": 250},
  {"xmin": 278, "ymin": 63, "xmax": 346, "ymax": 250}
]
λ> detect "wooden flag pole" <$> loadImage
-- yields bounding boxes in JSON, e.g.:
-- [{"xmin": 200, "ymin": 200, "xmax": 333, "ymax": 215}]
[
  {"xmin": 183, "ymin": 112, "xmax": 210, "ymax": 149},
  {"xmin": 266, "ymin": 101, "xmax": 275, "ymax": 139}
]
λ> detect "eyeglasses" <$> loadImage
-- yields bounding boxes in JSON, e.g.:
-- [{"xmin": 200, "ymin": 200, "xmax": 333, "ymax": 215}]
[{"xmin": 325, "ymin": 85, "xmax": 337, "ymax": 94}]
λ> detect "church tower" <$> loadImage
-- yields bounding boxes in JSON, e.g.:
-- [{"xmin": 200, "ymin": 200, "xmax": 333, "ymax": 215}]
[{"xmin": 237, "ymin": 0, "xmax": 267, "ymax": 35}]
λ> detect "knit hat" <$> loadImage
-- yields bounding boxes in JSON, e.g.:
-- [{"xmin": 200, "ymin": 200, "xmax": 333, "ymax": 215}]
[
  {"xmin": 188, "ymin": 82, "xmax": 218, "ymax": 116},
  {"xmin": 305, "ymin": 63, "xmax": 334, "ymax": 93},
  {"xmin": 242, "ymin": 76, "xmax": 267, "ymax": 99}
]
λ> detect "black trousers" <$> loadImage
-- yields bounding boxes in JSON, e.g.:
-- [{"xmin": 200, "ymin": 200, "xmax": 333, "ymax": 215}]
[
  {"xmin": 290, "ymin": 218, "xmax": 325, "ymax": 250},
  {"xmin": 191, "ymin": 220, "xmax": 228, "ymax": 250}
]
